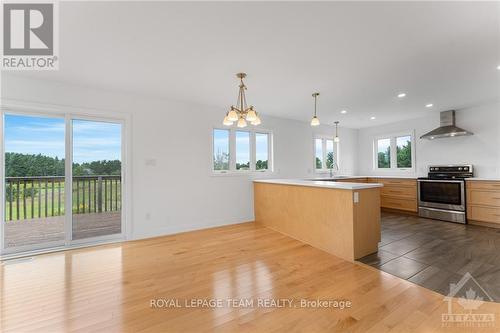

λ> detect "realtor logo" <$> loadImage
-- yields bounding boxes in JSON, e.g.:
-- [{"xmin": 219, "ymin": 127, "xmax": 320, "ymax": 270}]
[
  {"xmin": 1, "ymin": 1, "xmax": 58, "ymax": 69},
  {"xmin": 442, "ymin": 272, "xmax": 495, "ymax": 328}
]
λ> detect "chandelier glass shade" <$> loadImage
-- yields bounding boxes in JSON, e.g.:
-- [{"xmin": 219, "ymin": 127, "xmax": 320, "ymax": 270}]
[{"xmin": 223, "ymin": 73, "xmax": 261, "ymax": 127}]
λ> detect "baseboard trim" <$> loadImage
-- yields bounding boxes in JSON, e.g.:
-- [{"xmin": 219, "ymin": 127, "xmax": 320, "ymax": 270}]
[
  {"xmin": 131, "ymin": 218, "xmax": 255, "ymax": 241},
  {"xmin": 381, "ymin": 208, "xmax": 418, "ymax": 216},
  {"xmin": 468, "ymin": 219, "xmax": 500, "ymax": 229}
]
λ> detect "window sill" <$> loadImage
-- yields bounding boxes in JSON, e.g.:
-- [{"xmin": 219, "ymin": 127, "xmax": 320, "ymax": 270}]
[
  {"xmin": 372, "ymin": 168, "xmax": 416, "ymax": 176},
  {"xmin": 315, "ymin": 170, "xmax": 333, "ymax": 173},
  {"xmin": 211, "ymin": 170, "xmax": 275, "ymax": 177}
]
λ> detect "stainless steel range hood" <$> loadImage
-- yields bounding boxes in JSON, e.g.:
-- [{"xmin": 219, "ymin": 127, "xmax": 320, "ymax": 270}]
[{"xmin": 420, "ymin": 110, "xmax": 473, "ymax": 140}]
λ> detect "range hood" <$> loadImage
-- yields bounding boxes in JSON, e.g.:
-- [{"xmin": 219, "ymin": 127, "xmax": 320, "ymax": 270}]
[{"xmin": 420, "ymin": 110, "xmax": 473, "ymax": 140}]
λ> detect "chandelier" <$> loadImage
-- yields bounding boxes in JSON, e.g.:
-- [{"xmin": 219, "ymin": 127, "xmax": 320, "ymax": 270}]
[{"xmin": 223, "ymin": 73, "xmax": 261, "ymax": 127}]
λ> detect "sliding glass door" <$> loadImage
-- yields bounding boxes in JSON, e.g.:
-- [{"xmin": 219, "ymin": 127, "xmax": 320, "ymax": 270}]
[
  {"xmin": 2, "ymin": 111, "xmax": 125, "ymax": 255},
  {"xmin": 71, "ymin": 119, "xmax": 122, "ymax": 241}
]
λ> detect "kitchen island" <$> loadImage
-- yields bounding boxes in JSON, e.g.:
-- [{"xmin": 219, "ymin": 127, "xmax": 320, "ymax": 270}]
[{"xmin": 253, "ymin": 179, "xmax": 383, "ymax": 261}]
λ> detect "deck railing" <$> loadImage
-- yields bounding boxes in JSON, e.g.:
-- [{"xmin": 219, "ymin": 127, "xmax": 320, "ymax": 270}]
[{"xmin": 4, "ymin": 175, "xmax": 121, "ymax": 221}]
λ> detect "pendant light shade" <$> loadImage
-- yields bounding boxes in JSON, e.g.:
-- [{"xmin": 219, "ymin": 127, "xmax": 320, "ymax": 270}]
[
  {"xmin": 251, "ymin": 115, "xmax": 261, "ymax": 126},
  {"xmin": 223, "ymin": 114, "xmax": 233, "ymax": 126},
  {"xmin": 310, "ymin": 92, "xmax": 320, "ymax": 126},
  {"xmin": 310, "ymin": 116, "xmax": 320, "ymax": 126},
  {"xmin": 227, "ymin": 108, "xmax": 239, "ymax": 122},
  {"xmin": 223, "ymin": 73, "xmax": 261, "ymax": 127},
  {"xmin": 334, "ymin": 121, "xmax": 340, "ymax": 142},
  {"xmin": 237, "ymin": 116, "xmax": 247, "ymax": 128},
  {"xmin": 246, "ymin": 107, "xmax": 257, "ymax": 122}
]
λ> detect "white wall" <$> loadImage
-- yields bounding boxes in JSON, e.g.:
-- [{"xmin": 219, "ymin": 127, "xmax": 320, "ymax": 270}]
[
  {"xmin": 357, "ymin": 102, "xmax": 500, "ymax": 178},
  {"xmin": 1, "ymin": 74, "xmax": 358, "ymax": 240}
]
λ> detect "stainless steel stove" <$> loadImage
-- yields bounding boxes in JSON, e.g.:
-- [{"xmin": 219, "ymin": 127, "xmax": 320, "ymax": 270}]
[{"xmin": 417, "ymin": 165, "xmax": 473, "ymax": 224}]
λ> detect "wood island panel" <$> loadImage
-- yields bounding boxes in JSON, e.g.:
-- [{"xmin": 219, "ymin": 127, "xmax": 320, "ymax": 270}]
[{"xmin": 254, "ymin": 182, "xmax": 381, "ymax": 261}]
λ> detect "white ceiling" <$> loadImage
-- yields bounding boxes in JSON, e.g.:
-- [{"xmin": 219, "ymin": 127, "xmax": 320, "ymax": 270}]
[{"xmin": 8, "ymin": 1, "xmax": 500, "ymax": 128}]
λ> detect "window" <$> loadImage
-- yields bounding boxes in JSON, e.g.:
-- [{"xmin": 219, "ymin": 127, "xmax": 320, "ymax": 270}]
[
  {"xmin": 235, "ymin": 131, "xmax": 250, "ymax": 170},
  {"xmin": 396, "ymin": 135, "xmax": 412, "ymax": 168},
  {"xmin": 255, "ymin": 133, "xmax": 269, "ymax": 170},
  {"xmin": 314, "ymin": 136, "xmax": 338, "ymax": 171},
  {"xmin": 376, "ymin": 138, "xmax": 391, "ymax": 168},
  {"xmin": 212, "ymin": 128, "xmax": 272, "ymax": 173},
  {"xmin": 315, "ymin": 138, "xmax": 323, "ymax": 169},
  {"xmin": 213, "ymin": 129, "xmax": 230, "ymax": 171},
  {"xmin": 326, "ymin": 139, "xmax": 334, "ymax": 169},
  {"xmin": 374, "ymin": 132, "xmax": 414, "ymax": 171}
]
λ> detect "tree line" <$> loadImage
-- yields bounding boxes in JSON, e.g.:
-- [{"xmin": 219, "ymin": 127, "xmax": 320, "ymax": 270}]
[{"xmin": 5, "ymin": 152, "xmax": 121, "ymax": 177}]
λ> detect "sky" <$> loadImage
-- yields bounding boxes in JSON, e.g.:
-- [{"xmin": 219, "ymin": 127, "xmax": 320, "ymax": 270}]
[
  {"xmin": 377, "ymin": 138, "xmax": 391, "ymax": 154},
  {"xmin": 4, "ymin": 114, "xmax": 122, "ymax": 163}
]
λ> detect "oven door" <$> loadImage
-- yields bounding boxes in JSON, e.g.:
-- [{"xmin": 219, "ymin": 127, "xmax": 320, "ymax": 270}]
[{"xmin": 417, "ymin": 179, "xmax": 465, "ymax": 211}]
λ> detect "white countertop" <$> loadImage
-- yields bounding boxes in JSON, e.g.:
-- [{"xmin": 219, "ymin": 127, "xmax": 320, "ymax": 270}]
[
  {"xmin": 308, "ymin": 175, "xmax": 417, "ymax": 180},
  {"xmin": 466, "ymin": 178, "xmax": 500, "ymax": 181},
  {"xmin": 253, "ymin": 179, "xmax": 383, "ymax": 190}
]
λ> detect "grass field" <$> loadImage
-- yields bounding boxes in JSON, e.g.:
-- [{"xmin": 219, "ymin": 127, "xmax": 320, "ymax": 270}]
[{"xmin": 5, "ymin": 179, "xmax": 121, "ymax": 221}]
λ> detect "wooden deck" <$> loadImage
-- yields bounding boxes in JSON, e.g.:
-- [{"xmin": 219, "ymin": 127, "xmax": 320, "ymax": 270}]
[
  {"xmin": 4, "ymin": 212, "xmax": 121, "ymax": 248},
  {"xmin": 1, "ymin": 222, "xmax": 500, "ymax": 332}
]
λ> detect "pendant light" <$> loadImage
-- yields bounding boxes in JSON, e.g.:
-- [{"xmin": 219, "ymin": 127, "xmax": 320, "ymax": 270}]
[
  {"xmin": 223, "ymin": 73, "xmax": 261, "ymax": 127},
  {"xmin": 334, "ymin": 121, "xmax": 340, "ymax": 142},
  {"xmin": 310, "ymin": 92, "xmax": 320, "ymax": 126}
]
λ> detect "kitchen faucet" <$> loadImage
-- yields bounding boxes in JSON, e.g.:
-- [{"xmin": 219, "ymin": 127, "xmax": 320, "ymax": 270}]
[{"xmin": 329, "ymin": 161, "xmax": 339, "ymax": 178}]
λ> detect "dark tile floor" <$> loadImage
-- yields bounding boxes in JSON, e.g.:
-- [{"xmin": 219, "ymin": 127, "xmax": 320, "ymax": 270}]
[{"xmin": 358, "ymin": 212, "xmax": 500, "ymax": 302}]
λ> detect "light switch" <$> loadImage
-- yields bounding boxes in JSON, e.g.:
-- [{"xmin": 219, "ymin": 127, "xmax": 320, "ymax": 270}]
[
  {"xmin": 353, "ymin": 192, "xmax": 359, "ymax": 203},
  {"xmin": 145, "ymin": 158, "xmax": 157, "ymax": 166}
]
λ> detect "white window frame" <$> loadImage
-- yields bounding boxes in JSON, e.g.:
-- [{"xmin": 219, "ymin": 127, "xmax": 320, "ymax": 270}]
[
  {"xmin": 211, "ymin": 127, "xmax": 273, "ymax": 175},
  {"xmin": 373, "ymin": 130, "xmax": 416, "ymax": 173},
  {"xmin": 254, "ymin": 131, "xmax": 273, "ymax": 173},
  {"xmin": 234, "ymin": 129, "xmax": 252, "ymax": 172},
  {"xmin": 313, "ymin": 134, "xmax": 339, "ymax": 174}
]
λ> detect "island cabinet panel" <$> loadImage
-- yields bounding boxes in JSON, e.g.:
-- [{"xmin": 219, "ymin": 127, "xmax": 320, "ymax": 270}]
[
  {"xmin": 367, "ymin": 178, "xmax": 418, "ymax": 213},
  {"xmin": 466, "ymin": 180, "xmax": 500, "ymax": 227},
  {"xmin": 253, "ymin": 182, "xmax": 381, "ymax": 261}
]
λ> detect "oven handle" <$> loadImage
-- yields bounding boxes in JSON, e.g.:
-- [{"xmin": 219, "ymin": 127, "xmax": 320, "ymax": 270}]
[{"xmin": 417, "ymin": 179, "xmax": 465, "ymax": 183}]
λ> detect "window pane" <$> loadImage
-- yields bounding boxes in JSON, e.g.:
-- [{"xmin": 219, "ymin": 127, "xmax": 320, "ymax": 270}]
[
  {"xmin": 236, "ymin": 131, "xmax": 250, "ymax": 170},
  {"xmin": 213, "ymin": 129, "xmax": 229, "ymax": 171},
  {"xmin": 255, "ymin": 133, "xmax": 269, "ymax": 170},
  {"xmin": 377, "ymin": 138, "xmax": 391, "ymax": 168},
  {"xmin": 397, "ymin": 135, "xmax": 412, "ymax": 168},
  {"xmin": 326, "ymin": 139, "xmax": 335, "ymax": 169},
  {"xmin": 4, "ymin": 114, "xmax": 65, "ymax": 248},
  {"xmin": 315, "ymin": 138, "xmax": 323, "ymax": 169},
  {"xmin": 72, "ymin": 119, "xmax": 122, "ymax": 240}
]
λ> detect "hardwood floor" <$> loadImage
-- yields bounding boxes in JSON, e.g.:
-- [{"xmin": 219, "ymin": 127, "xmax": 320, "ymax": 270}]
[
  {"xmin": 360, "ymin": 212, "xmax": 500, "ymax": 301},
  {"xmin": 2, "ymin": 222, "xmax": 500, "ymax": 332}
]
